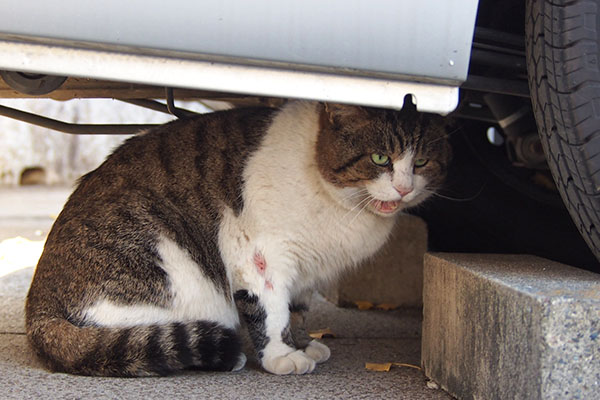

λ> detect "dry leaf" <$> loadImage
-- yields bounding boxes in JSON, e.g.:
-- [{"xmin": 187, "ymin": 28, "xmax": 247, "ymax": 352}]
[
  {"xmin": 353, "ymin": 301, "xmax": 398, "ymax": 311},
  {"xmin": 365, "ymin": 362, "xmax": 422, "ymax": 372},
  {"xmin": 365, "ymin": 362, "xmax": 392, "ymax": 372},
  {"xmin": 308, "ymin": 328, "xmax": 335, "ymax": 339},
  {"xmin": 354, "ymin": 301, "xmax": 374, "ymax": 310},
  {"xmin": 375, "ymin": 303, "xmax": 398, "ymax": 311}
]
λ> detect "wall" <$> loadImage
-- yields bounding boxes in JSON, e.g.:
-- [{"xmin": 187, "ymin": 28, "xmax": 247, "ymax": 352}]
[{"xmin": 0, "ymin": 99, "xmax": 209, "ymax": 185}]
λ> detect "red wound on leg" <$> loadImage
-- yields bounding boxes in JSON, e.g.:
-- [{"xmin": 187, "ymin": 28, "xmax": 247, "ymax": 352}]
[{"xmin": 253, "ymin": 251, "xmax": 267, "ymax": 275}]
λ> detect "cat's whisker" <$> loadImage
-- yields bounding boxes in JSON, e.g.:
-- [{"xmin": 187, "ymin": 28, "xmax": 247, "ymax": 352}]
[
  {"xmin": 423, "ymin": 185, "xmax": 484, "ymax": 202},
  {"xmin": 342, "ymin": 194, "xmax": 373, "ymax": 219},
  {"xmin": 340, "ymin": 188, "xmax": 370, "ymax": 203},
  {"xmin": 342, "ymin": 194, "xmax": 373, "ymax": 220},
  {"xmin": 426, "ymin": 126, "xmax": 460, "ymax": 145},
  {"xmin": 348, "ymin": 196, "xmax": 375, "ymax": 225},
  {"xmin": 343, "ymin": 189, "xmax": 372, "ymax": 206}
]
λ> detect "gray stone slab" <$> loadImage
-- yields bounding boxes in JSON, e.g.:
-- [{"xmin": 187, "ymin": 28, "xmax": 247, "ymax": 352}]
[
  {"xmin": 0, "ymin": 297, "xmax": 26, "ymax": 334},
  {"xmin": 0, "ymin": 266, "xmax": 33, "ymax": 297},
  {"xmin": 0, "ymin": 267, "xmax": 32, "ymax": 334},
  {"xmin": 422, "ymin": 253, "xmax": 600, "ymax": 400},
  {"xmin": 0, "ymin": 334, "xmax": 451, "ymax": 400}
]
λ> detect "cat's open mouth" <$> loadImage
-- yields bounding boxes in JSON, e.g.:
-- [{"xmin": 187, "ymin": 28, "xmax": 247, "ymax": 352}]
[{"xmin": 371, "ymin": 199, "xmax": 401, "ymax": 214}]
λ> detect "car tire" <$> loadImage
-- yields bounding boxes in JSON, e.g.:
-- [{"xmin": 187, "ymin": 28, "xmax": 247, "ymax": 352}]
[{"xmin": 526, "ymin": 0, "xmax": 600, "ymax": 262}]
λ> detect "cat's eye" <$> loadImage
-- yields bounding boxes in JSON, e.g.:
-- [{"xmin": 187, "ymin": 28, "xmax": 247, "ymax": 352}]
[
  {"xmin": 414, "ymin": 158, "xmax": 429, "ymax": 168},
  {"xmin": 371, "ymin": 153, "xmax": 390, "ymax": 166}
]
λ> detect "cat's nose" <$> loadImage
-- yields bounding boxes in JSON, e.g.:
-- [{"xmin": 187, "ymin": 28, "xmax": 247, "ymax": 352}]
[{"xmin": 394, "ymin": 186, "xmax": 413, "ymax": 197}]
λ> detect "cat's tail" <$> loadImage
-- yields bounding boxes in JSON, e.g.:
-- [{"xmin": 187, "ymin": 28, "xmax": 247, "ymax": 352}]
[{"xmin": 26, "ymin": 317, "xmax": 244, "ymax": 377}]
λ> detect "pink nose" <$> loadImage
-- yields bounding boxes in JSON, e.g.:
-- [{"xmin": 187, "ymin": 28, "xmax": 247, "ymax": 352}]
[{"xmin": 395, "ymin": 186, "xmax": 413, "ymax": 197}]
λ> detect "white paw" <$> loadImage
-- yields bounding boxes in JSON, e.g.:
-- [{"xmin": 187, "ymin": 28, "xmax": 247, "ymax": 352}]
[
  {"xmin": 262, "ymin": 350, "xmax": 316, "ymax": 375},
  {"xmin": 231, "ymin": 353, "xmax": 247, "ymax": 372},
  {"xmin": 304, "ymin": 340, "xmax": 331, "ymax": 364}
]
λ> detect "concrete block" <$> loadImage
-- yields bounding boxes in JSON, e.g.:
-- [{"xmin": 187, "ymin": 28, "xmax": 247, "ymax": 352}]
[
  {"xmin": 325, "ymin": 214, "xmax": 427, "ymax": 308},
  {"xmin": 422, "ymin": 253, "xmax": 600, "ymax": 400}
]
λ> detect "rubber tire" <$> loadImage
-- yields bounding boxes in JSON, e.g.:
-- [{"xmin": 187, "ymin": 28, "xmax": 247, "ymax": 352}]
[{"xmin": 526, "ymin": 0, "xmax": 600, "ymax": 262}]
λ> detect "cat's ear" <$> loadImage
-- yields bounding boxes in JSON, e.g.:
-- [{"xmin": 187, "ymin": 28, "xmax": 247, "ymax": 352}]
[{"xmin": 321, "ymin": 103, "xmax": 369, "ymax": 127}]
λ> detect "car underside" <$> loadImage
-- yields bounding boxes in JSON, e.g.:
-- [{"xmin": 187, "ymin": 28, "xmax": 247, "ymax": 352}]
[{"xmin": 0, "ymin": 0, "xmax": 599, "ymax": 271}]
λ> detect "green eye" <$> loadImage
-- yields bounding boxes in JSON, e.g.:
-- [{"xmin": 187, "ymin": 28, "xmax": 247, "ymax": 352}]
[
  {"xmin": 371, "ymin": 153, "xmax": 390, "ymax": 166},
  {"xmin": 414, "ymin": 158, "xmax": 429, "ymax": 168}
]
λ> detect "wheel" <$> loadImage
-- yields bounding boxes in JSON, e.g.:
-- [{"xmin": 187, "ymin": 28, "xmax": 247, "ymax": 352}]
[{"xmin": 526, "ymin": 0, "xmax": 600, "ymax": 263}]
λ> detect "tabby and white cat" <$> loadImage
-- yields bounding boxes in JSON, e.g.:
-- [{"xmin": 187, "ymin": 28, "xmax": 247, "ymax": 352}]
[{"xmin": 25, "ymin": 101, "xmax": 451, "ymax": 377}]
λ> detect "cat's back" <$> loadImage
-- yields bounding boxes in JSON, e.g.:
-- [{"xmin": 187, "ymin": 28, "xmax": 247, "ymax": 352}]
[{"xmin": 78, "ymin": 106, "xmax": 277, "ymax": 193}]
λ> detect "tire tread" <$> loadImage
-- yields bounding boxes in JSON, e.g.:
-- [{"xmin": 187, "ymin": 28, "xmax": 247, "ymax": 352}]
[{"xmin": 526, "ymin": 0, "xmax": 600, "ymax": 259}]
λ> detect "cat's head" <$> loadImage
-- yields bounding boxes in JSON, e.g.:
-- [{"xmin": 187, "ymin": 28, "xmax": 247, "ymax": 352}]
[{"xmin": 316, "ymin": 101, "xmax": 451, "ymax": 217}]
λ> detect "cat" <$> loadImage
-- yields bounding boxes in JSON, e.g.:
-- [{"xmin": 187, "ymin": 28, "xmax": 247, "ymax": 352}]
[{"xmin": 25, "ymin": 100, "xmax": 451, "ymax": 377}]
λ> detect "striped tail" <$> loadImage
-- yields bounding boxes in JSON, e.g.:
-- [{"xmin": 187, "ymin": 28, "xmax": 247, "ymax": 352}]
[{"xmin": 26, "ymin": 318, "xmax": 243, "ymax": 377}]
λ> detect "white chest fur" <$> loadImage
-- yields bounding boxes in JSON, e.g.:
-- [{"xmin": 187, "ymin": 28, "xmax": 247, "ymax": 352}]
[{"xmin": 218, "ymin": 102, "xmax": 396, "ymax": 297}]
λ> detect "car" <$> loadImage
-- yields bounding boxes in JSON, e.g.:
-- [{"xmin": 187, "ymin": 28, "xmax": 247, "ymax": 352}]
[{"xmin": 1, "ymin": 0, "xmax": 598, "ymax": 271}]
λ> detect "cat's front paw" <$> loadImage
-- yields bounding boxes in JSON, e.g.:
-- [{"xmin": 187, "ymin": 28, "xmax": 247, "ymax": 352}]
[
  {"xmin": 262, "ymin": 349, "xmax": 316, "ymax": 375},
  {"xmin": 304, "ymin": 340, "xmax": 330, "ymax": 363}
]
